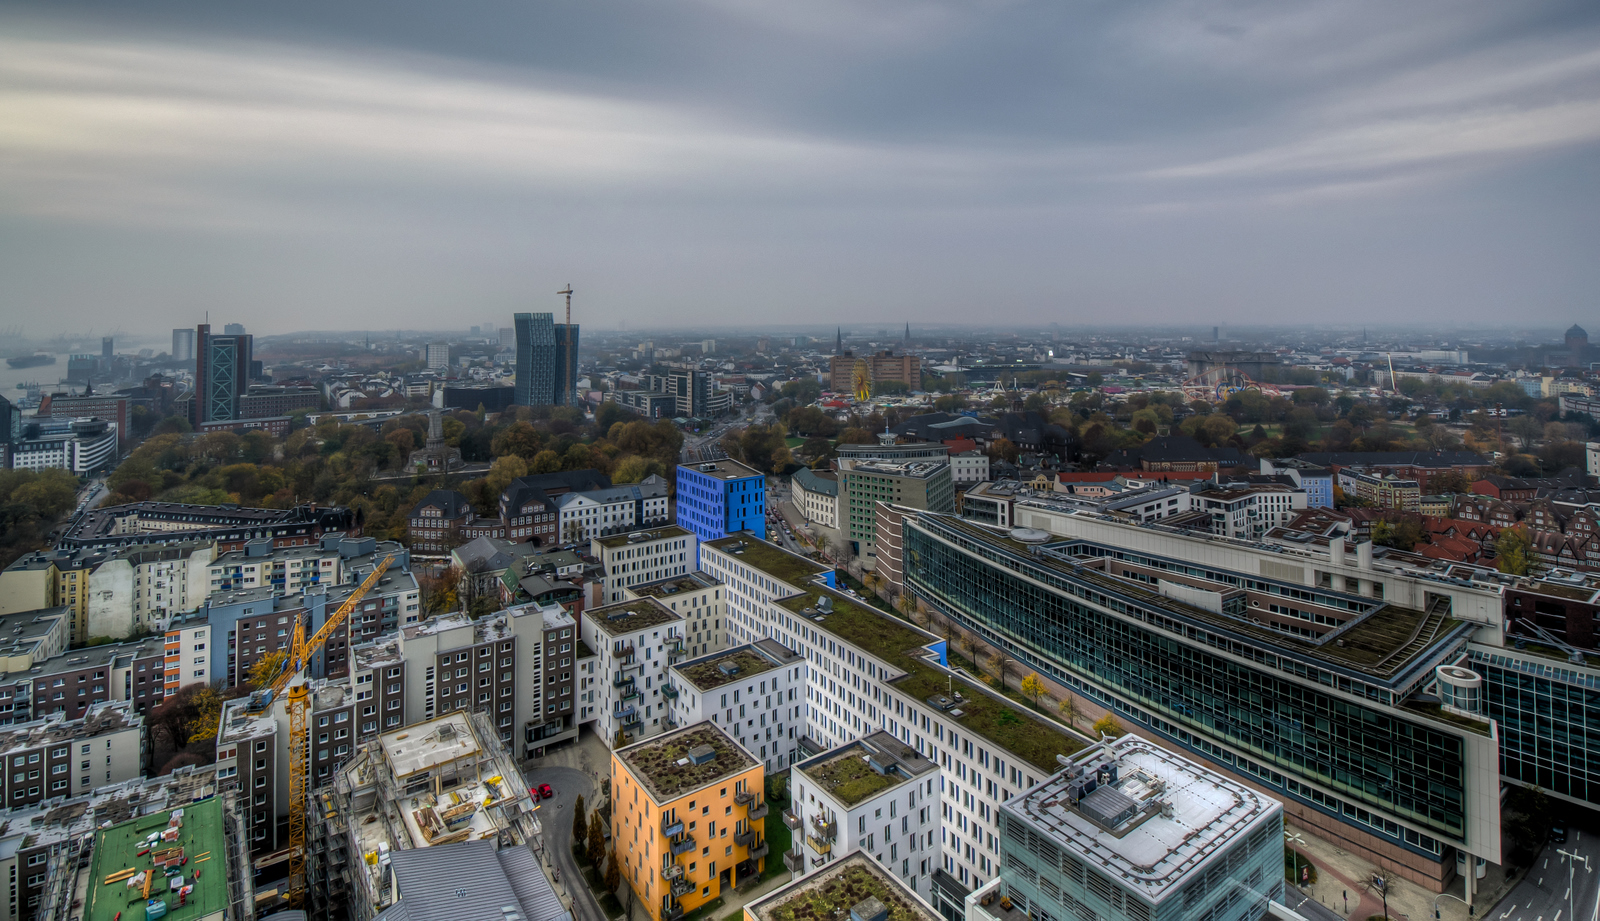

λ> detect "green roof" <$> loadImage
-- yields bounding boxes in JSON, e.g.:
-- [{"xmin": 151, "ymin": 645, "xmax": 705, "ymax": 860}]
[
  {"xmin": 706, "ymin": 534, "xmax": 829, "ymax": 588},
  {"xmin": 595, "ymin": 525, "xmax": 692, "ymax": 550},
  {"xmin": 617, "ymin": 722, "xmax": 757, "ymax": 801},
  {"xmin": 86, "ymin": 796, "xmax": 228, "ymax": 921},
  {"xmin": 676, "ymin": 648, "xmax": 779, "ymax": 691},
  {"xmin": 777, "ymin": 586, "xmax": 1083, "ymax": 773},
  {"xmin": 800, "ymin": 749, "xmax": 903, "ymax": 805},
  {"xmin": 586, "ymin": 598, "xmax": 682, "ymax": 637}
]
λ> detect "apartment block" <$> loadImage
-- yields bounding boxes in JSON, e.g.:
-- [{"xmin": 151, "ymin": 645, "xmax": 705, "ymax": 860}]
[
  {"xmin": 787, "ymin": 730, "xmax": 939, "ymax": 899},
  {"xmin": 1191, "ymin": 481, "xmax": 1308, "ymax": 540},
  {"xmin": 594, "ymin": 526, "xmax": 700, "ymax": 605},
  {"xmin": 582, "ymin": 598, "xmax": 686, "ymax": 746},
  {"xmin": 745, "ymin": 851, "xmax": 939, "ymax": 921},
  {"xmin": 611, "ymin": 722, "xmax": 768, "ymax": 921},
  {"xmin": 666, "ymin": 640, "xmax": 803, "ymax": 770},
  {"xmin": 0, "ymin": 701, "xmax": 143, "ymax": 808},
  {"xmin": 700, "ymin": 536, "xmax": 834, "ymax": 648},
  {"xmin": 625, "ymin": 571, "xmax": 726, "ymax": 659}
]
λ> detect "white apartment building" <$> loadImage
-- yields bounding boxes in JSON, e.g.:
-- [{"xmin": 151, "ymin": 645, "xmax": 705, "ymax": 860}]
[
  {"xmin": 712, "ymin": 535, "xmax": 1086, "ymax": 915},
  {"xmin": 206, "ymin": 542, "xmax": 343, "ymax": 596},
  {"xmin": 787, "ymin": 730, "xmax": 940, "ymax": 899},
  {"xmin": 1192, "ymin": 482, "xmax": 1308, "ymax": 540},
  {"xmin": 557, "ymin": 489, "xmax": 640, "ymax": 545},
  {"xmin": 699, "ymin": 535, "xmax": 834, "ymax": 647},
  {"xmin": 579, "ymin": 598, "xmax": 685, "ymax": 746},
  {"xmin": 85, "ymin": 541, "xmax": 217, "ymax": 639},
  {"xmin": 664, "ymin": 640, "xmax": 803, "ymax": 771},
  {"xmin": 791, "ymin": 468, "xmax": 839, "ymax": 530},
  {"xmin": 623, "ymin": 571, "xmax": 726, "ymax": 659},
  {"xmin": 950, "ymin": 451, "xmax": 989, "ymax": 486},
  {"xmin": 592, "ymin": 525, "xmax": 699, "ymax": 605}
]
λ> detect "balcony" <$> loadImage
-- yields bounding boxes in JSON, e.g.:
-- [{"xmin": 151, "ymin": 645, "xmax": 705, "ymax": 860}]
[
  {"xmin": 734, "ymin": 827, "xmax": 757, "ymax": 847},
  {"xmin": 809, "ymin": 816, "xmax": 836, "ymax": 840},
  {"xmin": 783, "ymin": 850, "xmax": 804, "ymax": 873},
  {"xmin": 612, "ymin": 704, "xmax": 636, "ymax": 721},
  {"xmin": 660, "ymin": 863, "xmax": 684, "ymax": 881},
  {"xmin": 670, "ymin": 877, "xmax": 694, "ymax": 898},
  {"xmin": 782, "ymin": 810, "xmax": 801, "ymax": 830},
  {"xmin": 664, "ymin": 905, "xmax": 684, "ymax": 921},
  {"xmin": 661, "ymin": 713, "xmax": 678, "ymax": 730},
  {"xmin": 746, "ymin": 800, "xmax": 768, "ymax": 821},
  {"xmin": 805, "ymin": 835, "xmax": 833, "ymax": 855},
  {"xmin": 612, "ymin": 642, "xmax": 634, "ymax": 659},
  {"xmin": 612, "ymin": 673, "xmax": 634, "ymax": 687},
  {"xmin": 733, "ymin": 789, "xmax": 755, "ymax": 806},
  {"xmin": 619, "ymin": 684, "xmax": 639, "ymax": 701},
  {"xmin": 660, "ymin": 684, "xmax": 679, "ymax": 700},
  {"xmin": 662, "ymin": 817, "xmax": 685, "ymax": 837},
  {"xmin": 670, "ymin": 836, "xmax": 696, "ymax": 857},
  {"xmin": 747, "ymin": 841, "xmax": 769, "ymax": 861}
]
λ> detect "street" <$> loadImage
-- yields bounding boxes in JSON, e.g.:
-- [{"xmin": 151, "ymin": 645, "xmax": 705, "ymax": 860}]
[
  {"xmin": 524, "ymin": 763, "xmax": 605, "ymax": 921},
  {"xmin": 1488, "ymin": 831, "xmax": 1600, "ymax": 921}
]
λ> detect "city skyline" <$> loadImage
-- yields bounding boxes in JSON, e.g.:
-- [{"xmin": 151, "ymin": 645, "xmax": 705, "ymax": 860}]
[{"xmin": 1, "ymin": 0, "xmax": 1597, "ymax": 332}]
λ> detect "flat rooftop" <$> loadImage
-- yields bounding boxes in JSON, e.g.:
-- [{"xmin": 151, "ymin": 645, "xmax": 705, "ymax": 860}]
[
  {"xmin": 679, "ymin": 458, "xmax": 763, "ymax": 481},
  {"xmin": 797, "ymin": 731, "xmax": 935, "ymax": 806},
  {"xmin": 628, "ymin": 570, "xmax": 721, "ymax": 599},
  {"xmin": 675, "ymin": 645, "xmax": 782, "ymax": 692},
  {"xmin": 1006, "ymin": 735, "xmax": 1280, "ymax": 904},
  {"xmin": 586, "ymin": 598, "xmax": 682, "ymax": 637},
  {"xmin": 615, "ymin": 721, "xmax": 756, "ymax": 802},
  {"xmin": 707, "ymin": 534, "xmax": 829, "ymax": 588},
  {"xmin": 594, "ymin": 524, "xmax": 693, "ymax": 550},
  {"xmin": 777, "ymin": 585, "xmax": 1083, "ymax": 773},
  {"xmin": 378, "ymin": 713, "xmax": 481, "ymax": 779},
  {"xmin": 84, "ymin": 795, "xmax": 228, "ymax": 921},
  {"xmin": 746, "ymin": 851, "xmax": 938, "ymax": 921}
]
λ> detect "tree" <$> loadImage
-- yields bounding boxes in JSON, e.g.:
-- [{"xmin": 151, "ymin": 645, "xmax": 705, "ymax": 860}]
[
  {"xmin": 587, "ymin": 812, "xmax": 606, "ymax": 868},
  {"xmin": 184, "ymin": 687, "xmax": 225, "ymax": 744},
  {"xmin": 987, "ymin": 437, "xmax": 1020, "ymax": 464},
  {"xmin": 603, "ymin": 847, "xmax": 621, "ymax": 893},
  {"xmin": 1092, "ymin": 713, "xmax": 1123, "ymax": 739},
  {"xmin": 1497, "ymin": 525, "xmax": 1533, "ymax": 576},
  {"xmin": 420, "ymin": 565, "xmax": 462, "ymax": 614},
  {"xmin": 485, "ymin": 454, "xmax": 528, "ymax": 496},
  {"xmin": 613, "ymin": 455, "xmax": 652, "ymax": 484},
  {"xmin": 529, "ymin": 449, "xmax": 562, "ymax": 474},
  {"xmin": 1058, "ymin": 694, "xmax": 1079, "ymax": 728},
  {"xmin": 247, "ymin": 650, "xmax": 288, "ymax": 690},
  {"xmin": 573, "ymin": 794, "xmax": 587, "ymax": 843},
  {"xmin": 1020, "ymin": 672, "xmax": 1045, "ymax": 704}
]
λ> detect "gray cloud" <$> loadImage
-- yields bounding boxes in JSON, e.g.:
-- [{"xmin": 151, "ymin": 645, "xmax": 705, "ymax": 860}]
[{"xmin": 0, "ymin": 0, "xmax": 1597, "ymax": 333}]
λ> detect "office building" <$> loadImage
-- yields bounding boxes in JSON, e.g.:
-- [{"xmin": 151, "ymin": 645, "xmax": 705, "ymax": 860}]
[
  {"xmin": 37, "ymin": 390, "xmax": 130, "ymax": 447},
  {"xmin": 791, "ymin": 468, "xmax": 839, "ymax": 529},
  {"xmin": 223, "ymin": 322, "xmax": 246, "ymax": 335},
  {"xmin": 593, "ymin": 526, "xmax": 700, "ymax": 605},
  {"xmin": 581, "ymin": 598, "xmax": 686, "ymax": 745},
  {"xmin": 7, "ymin": 417, "xmax": 118, "ymax": 474},
  {"xmin": 1338, "ymin": 467, "xmax": 1422, "ymax": 511},
  {"xmin": 1259, "ymin": 457, "xmax": 1335, "ymax": 508},
  {"xmin": 0, "ymin": 395, "xmax": 18, "ymax": 469},
  {"xmin": 614, "ymin": 388, "xmax": 678, "ymax": 419},
  {"xmin": 666, "ymin": 369, "xmax": 713, "ymax": 417},
  {"xmin": 899, "ymin": 511, "xmax": 1502, "ymax": 892},
  {"xmin": 513, "ymin": 311, "xmax": 579, "ymax": 406},
  {"xmin": 950, "ymin": 450, "xmax": 989, "ymax": 486},
  {"xmin": 171, "ymin": 327, "xmax": 196, "ymax": 361},
  {"xmin": 747, "ymin": 851, "xmax": 939, "ymax": 921},
  {"xmin": 787, "ymin": 731, "xmax": 939, "ymax": 896},
  {"xmin": 676, "ymin": 459, "xmax": 767, "ymax": 550},
  {"xmin": 625, "ymin": 571, "xmax": 726, "ymax": 659},
  {"xmin": 610, "ymin": 721, "xmax": 768, "ymax": 921},
  {"xmin": 836, "ymin": 443, "xmax": 953, "ymax": 564},
  {"xmin": 978, "ymin": 734, "xmax": 1284, "ymax": 921},
  {"xmin": 442, "ymin": 382, "xmax": 516, "ymax": 413},
  {"xmin": 193, "ymin": 323, "xmax": 254, "ymax": 427},
  {"xmin": 66, "ymin": 354, "xmax": 97, "ymax": 383},
  {"xmin": 100, "ymin": 336, "xmax": 113, "ymax": 361},
  {"xmin": 665, "ymin": 641, "xmax": 803, "ymax": 770},
  {"xmin": 1191, "ymin": 480, "xmax": 1307, "ymax": 540},
  {"xmin": 425, "ymin": 340, "xmax": 450, "ymax": 370},
  {"xmin": 829, "ymin": 350, "xmax": 922, "ymax": 393}
]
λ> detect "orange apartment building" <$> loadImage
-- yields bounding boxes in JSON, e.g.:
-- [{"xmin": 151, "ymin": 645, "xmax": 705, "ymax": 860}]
[{"xmin": 611, "ymin": 721, "xmax": 769, "ymax": 921}]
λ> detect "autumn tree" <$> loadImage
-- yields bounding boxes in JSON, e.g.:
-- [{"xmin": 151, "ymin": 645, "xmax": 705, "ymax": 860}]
[
  {"xmin": 248, "ymin": 650, "xmax": 288, "ymax": 690},
  {"xmin": 587, "ymin": 812, "xmax": 606, "ymax": 868},
  {"xmin": 184, "ymin": 687, "xmax": 225, "ymax": 744},
  {"xmin": 1058, "ymin": 694, "xmax": 1079, "ymax": 728},
  {"xmin": 1020, "ymin": 672, "xmax": 1045, "ymax": 704},
  {"xmin": 1497, "ymin": 525, "xmax": 1533, "ymax": 576},
  {"xmin": 1092, "ymin": 713, "xmax": 1123, "ymax": 739},
  {"xmin": 603, "ymin": 847, "xmax": 622, "ymax": 893},
  {"xmin": 572, "ymin": 794, "xmax": 587, "ymax": 843}
]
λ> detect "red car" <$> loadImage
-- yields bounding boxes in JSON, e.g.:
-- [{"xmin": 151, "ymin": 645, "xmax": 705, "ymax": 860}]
[{"xmin": 535, "ymin": 783, "xmax": 553, "ymax": 800}]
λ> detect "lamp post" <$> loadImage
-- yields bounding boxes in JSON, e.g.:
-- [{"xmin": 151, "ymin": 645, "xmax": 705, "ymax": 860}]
[
  {"xmin": 1558, "ymin": 848, "xmax": 1590, "ymax": 921},
  {"xmin": 1285, "ymin": 831, "xmax": 1308, "ymax": 889}
]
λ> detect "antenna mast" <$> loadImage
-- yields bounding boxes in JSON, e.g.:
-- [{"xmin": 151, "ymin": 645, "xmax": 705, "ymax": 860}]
[{"xmin": 559, "ymin": 285, "xmax": 574, "ymax": 405}]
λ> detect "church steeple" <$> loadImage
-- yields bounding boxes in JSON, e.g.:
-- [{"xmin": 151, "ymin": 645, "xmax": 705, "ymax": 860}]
[{"xmin": 835, "ymin": 327, "xmax": 842, "ymax": 355}]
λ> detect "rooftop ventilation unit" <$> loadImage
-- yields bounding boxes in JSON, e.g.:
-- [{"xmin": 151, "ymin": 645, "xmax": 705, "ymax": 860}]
[{"xmin": 687, "ymin": 744, "xmax": 716, "ymax": 765}]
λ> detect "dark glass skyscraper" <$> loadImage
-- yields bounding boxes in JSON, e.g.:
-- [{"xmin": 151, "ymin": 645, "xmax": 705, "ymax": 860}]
[
  {"xmin": 193, "ymin": 323, "xmax": 253, "ymax": 425},
  {"xmin": 514, "ymin": 311, "xmax": 579, "ymax": 406}
]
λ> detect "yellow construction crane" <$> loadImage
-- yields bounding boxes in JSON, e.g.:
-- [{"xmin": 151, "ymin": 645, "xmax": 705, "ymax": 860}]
[{"xmin": 247, "ymin": 553, "xmax": 396, "ymax": 903}]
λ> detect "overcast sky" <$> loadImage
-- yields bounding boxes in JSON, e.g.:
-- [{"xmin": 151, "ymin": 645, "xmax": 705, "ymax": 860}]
[{"xmin": 1, "ymin": 0, "xmax": 1598, "ymax": 336}]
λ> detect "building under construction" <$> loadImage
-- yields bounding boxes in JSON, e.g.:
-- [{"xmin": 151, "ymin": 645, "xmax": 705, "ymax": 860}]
[{"xmin": 306, "ymin": 711, "xmax": 560, "ymax": 921}]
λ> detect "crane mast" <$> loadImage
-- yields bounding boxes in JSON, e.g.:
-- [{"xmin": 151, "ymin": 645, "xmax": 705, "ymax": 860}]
[
  {"xmin": 248, "ymin": 552, "xmax": 396, "ymax": 904},
  {"xmin": 559, "ymin": 285, "xmax": 574, "ymax": 406}
]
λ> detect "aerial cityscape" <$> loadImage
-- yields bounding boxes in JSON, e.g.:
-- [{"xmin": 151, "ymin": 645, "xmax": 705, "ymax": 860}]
[{"xmin": 2, "ymin": 3, "xmax": 1598, "ymax": 921}]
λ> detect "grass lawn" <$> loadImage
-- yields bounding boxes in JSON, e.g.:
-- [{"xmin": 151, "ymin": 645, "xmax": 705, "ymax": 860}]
[
  {"xmin": 763, "ymin": 789, "xmax": 794, "ymax": 881},
  {"xmin": 785, "ymin": 436, "xmax": 805, "ymax": 448},
  {"xmin": 833, "ymin": 572, "xmax": 905, "ymax": 620}
]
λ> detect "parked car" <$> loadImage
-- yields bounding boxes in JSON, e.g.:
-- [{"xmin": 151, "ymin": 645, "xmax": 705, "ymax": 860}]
[
  {"xmin": 537, "ymin": 783, "xmax": 554, "ymax": 800},
  {"xmin": 1553, "ymin": 823, "xmax": 1568, "ymax": 844}
]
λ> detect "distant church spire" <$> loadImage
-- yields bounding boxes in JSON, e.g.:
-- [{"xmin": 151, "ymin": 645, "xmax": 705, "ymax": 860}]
[
  {"xmin": 904, "ymin": 322, "xmax": 909, "ymax": 345},
  {"xmin": 836, "ymin": 327, "xmax": 842, "ymax": 355}
]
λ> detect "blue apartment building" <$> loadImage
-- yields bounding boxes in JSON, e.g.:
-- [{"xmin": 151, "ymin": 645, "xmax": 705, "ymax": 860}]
[{"xmin": 675, "ymin": 460, "xmax": 766, "ymax": 558}]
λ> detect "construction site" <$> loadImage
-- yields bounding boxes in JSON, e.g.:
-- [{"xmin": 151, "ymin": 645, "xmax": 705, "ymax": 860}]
[{"xmin": 310, "ymin": 711, "xmax": 551, "ymax": 921}]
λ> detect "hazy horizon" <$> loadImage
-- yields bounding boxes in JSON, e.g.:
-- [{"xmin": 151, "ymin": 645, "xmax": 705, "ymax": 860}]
[{"xmin": 2, "ymin": 0, "xmax": 1598, "ymax": 334}]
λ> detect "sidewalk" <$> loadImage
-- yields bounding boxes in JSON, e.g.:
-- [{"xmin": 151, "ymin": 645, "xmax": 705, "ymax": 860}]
[{"xmin": 1288, "ymin": 820, "xmax": 1499, "ymax": 921}]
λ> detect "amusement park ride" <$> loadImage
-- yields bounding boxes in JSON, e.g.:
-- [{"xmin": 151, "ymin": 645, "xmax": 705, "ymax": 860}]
[{"xmin": 1179, "ymin": 367, "xmax": 1284, "ymax": 403}]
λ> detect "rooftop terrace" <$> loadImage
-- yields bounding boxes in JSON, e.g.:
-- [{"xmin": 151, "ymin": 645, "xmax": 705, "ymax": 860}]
[
  {"xmin": 616, "ymin": 722, "xmax": 757, "ymax": 802},
  {"xmin": 746, "ymin": 852, "xmax": 938, "ymax": 921},
  {"xmin": 798, "ymin": 732, "xmax": 933, "ymax": 806},
  {"xmin": 84, "ymin": 796, "xmax": 228, "ymax": 921},
  {"xmin": 707, "ymin": 534, "xmax": 829, "ymax": 588},
  {"xmin": 587, "ymin": 598, "xmax": 682, "ymax": 637}
]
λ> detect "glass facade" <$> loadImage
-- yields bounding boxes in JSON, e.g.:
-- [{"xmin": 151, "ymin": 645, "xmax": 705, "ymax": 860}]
[
  {"xmin": 999, "ymin": 813, "xmax": 1283, "ymax": 921},
  {"xmin": 514, "ymin": 312, "xmax": 555, "ymax": 406},
  {"xmin": 904, "ymin": 519, "xmax": 1471, "ymax": 846},
  {"xmin": 1471, "ymin": 647, "xmax": 1600, "ymax": 804}
]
